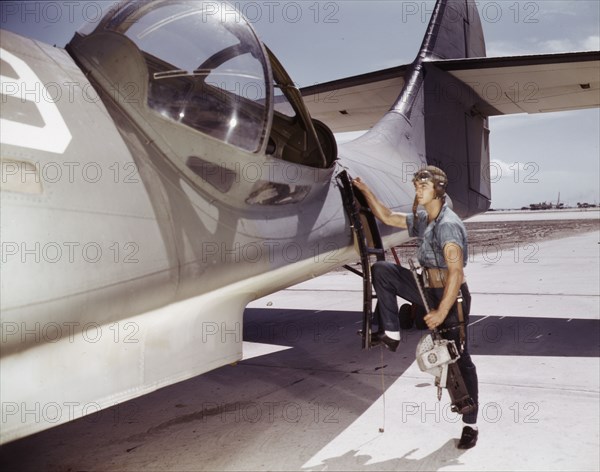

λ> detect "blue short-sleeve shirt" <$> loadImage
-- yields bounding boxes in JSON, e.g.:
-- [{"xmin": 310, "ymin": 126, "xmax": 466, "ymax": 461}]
[{"xmin": 406, "ymin": 204, "xmax": 468, "ymax": 268}]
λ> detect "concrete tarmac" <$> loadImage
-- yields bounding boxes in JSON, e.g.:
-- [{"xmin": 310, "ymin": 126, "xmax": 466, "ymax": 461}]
[{"xmin": 1, "ymin": 214, "xmax": 598, "ymax": 471}]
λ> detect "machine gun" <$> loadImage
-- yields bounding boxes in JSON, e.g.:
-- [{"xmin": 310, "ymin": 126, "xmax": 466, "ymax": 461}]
[{"xmin": 409, "ymin": 259, "xmax": 476, "ymax": 415}]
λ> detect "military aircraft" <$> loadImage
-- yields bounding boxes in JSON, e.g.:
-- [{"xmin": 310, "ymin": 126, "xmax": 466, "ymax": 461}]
[{"xmin": 1, "ymin": 0, "xmax": 598, "ymax": 444}]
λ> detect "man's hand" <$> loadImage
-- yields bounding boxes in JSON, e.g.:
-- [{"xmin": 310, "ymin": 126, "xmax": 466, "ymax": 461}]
[
  {"xmin": 352, "ymin": 176, "xmax": 368, "ymax": 193},
  {"xmin": 351, "ymin": 176, "xmax": 408, "ymax": 229},
  {"xmin": 424, "ymin": 308, "xmax": 447, "ymax": 330}
]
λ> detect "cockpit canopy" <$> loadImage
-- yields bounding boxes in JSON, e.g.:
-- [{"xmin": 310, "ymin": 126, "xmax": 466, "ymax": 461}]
[
  {"xmin": 80, "ymin": 0, "xmax": 272, "ymax": 153},
  {"xmin": 69, "ymin": 0, "xmax": 337, "ymax": 201}
]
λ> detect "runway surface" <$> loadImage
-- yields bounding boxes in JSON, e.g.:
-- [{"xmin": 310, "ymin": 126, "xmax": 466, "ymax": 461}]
[{"xmin": 1, "ymin": 210, "xmax": 598, "ymax": 471}]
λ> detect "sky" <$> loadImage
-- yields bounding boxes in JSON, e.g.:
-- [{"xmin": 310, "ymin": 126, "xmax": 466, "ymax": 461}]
[{"xmin": 1, "ymin": 0, "xmax": 599, "ymax": 209}]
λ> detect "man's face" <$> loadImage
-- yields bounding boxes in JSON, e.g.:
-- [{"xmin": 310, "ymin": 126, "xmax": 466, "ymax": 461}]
[{"xmin": 414, "ymin": 180, "xmax": 436, "ymax": 205}]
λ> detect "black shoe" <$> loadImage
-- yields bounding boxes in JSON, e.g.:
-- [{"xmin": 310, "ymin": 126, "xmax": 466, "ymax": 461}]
[
  {"xmin": 457, "ymin": 426, "xmax": 478, "ymax": 449},
  {"xmin": 356, "ymin": 331, "xmax": 399, "ymax": 351},
  {"xmin": 374, "ymin": 332, "xmax": 400, "ymax": 352}
]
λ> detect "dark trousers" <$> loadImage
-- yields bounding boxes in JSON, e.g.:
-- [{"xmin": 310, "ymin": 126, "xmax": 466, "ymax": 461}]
[{"xmin": 372, "ymin": 261, "xmax": 479, "ymax": 424}]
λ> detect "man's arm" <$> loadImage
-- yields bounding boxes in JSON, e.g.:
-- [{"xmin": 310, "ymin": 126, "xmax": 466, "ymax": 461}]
[
  {"xmin": 352, "ymin": 177, "xmax": 408, "ymax": 229},
  {"xmin": 424, "ymin": 243, "xmax": 464, "ymax": 329}
]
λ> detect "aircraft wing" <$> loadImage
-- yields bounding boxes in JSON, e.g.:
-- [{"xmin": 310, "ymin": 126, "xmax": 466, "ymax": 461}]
[
  {"xmin": 300, "ymin": 51, "xmax": 599, "ymax": 132},
  {"xmin": 296, "ymin": 65, "xmax": 409, "ymax": 133}
]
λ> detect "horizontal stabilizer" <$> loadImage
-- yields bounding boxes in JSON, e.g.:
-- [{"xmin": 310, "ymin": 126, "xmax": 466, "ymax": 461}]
[
  {"xmin": 301, "ymin": 51, "xmax": 599, "ymax": 132},
  {"xmin": 298, "ymin": 65, "xmax": 409, "ymax": 133},
  {"xmin": 433, "ymin": 51, "xmax": 600, "ymax": 116}
]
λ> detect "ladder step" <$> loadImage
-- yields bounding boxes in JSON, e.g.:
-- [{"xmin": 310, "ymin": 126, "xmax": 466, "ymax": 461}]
[
  {"xmin": 343, "ymin": 264, "xmax": 364, "ymax": 277},
  {"xmin": 336, "ymin": 170, "xmax": 385, "ymax": 349}
]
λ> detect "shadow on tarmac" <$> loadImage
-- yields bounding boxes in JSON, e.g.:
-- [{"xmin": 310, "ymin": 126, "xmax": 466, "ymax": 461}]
[{"xmin": 0, "ymin": 307, "xmax": 597, "ymax": 471}]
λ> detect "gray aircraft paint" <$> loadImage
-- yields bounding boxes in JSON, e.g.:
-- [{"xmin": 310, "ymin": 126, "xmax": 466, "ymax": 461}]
[{"xmin": 1, "ymin": 0, "xmax": 597, "ymax": 443}]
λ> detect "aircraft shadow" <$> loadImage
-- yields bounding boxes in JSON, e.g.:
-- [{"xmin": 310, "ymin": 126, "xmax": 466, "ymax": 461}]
[
  {"xmin": 243, "ymin": 307, "xmax": 600, "ymax": 358},
  {"xmin": 0, "ymin": 307, "xmax": 596, "ymax": 471}
]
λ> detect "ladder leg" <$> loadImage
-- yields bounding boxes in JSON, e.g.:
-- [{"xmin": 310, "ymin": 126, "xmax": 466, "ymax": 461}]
[{"xmin": 337, "ymin": 170, "xmax": 386, "ymax": 350}]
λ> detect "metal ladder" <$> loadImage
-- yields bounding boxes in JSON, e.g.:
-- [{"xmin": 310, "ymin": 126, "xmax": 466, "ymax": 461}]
[{"xmin": 336, "ymin": 170, "xmax": 386, "ymax": 349}]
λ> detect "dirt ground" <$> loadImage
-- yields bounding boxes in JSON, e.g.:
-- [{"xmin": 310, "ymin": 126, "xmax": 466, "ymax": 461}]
[
  {"xmin": 348, "ymin": 217, "xmax": 600, "ymax": 267},
  {"xmin": 463, "ymin": 218, "xmax": 599, "ymax": 249}
]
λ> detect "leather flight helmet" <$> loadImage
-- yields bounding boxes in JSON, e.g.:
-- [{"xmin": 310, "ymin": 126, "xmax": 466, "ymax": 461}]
[{"xmin": 412, "ymin": 165, "xmax": 448, "ymax": 199}]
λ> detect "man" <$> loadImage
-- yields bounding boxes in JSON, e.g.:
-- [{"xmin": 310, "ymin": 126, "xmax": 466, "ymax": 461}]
[{"xmin": 352, "ymin": 165, "xmax": 479, "ymax": 450}]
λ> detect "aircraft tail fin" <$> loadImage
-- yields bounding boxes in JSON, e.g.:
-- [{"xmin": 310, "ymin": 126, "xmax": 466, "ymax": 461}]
[
  {"xmin": 390, "ymin": 0, "xmax": 487, "ymax": 118},
  {"xmin": 340, "ymin": 0, "xmax": 491, "ymax": 218},
  {"xmin": 418, "ymin": 0, "xmax": 486, "ymax": 61},
  {"xmin": 419, "ymin": 0, "xmax": 491, "ymax": 215}
]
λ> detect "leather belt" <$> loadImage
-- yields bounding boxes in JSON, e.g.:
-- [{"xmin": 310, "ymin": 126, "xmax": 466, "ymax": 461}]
[
  {"xmin": 424, "ymin": 268, "xmax": 467, "ymax": 350},
  {"xmin": 424, "ymin": 268, "xmax": 448, "ymax": 288},
  {"xmin": 424, "ymin": 268, "xmax": 466, "ymax": 288}
]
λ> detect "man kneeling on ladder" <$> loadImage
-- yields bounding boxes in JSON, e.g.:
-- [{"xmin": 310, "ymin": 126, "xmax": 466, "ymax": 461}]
[{"xmin": 352, "ymin": 165, "xmax": 479, "ymax": 450}]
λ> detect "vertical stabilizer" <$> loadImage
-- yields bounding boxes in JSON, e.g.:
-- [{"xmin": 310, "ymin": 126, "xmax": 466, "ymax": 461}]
[
  {"xmin": 342, "ymin": 0, "xmax": 490, "ymax": 218},
  {"xmin": 420, "ymin": 0, "xmax": 486, "ymax": 60},
  {"xmin": 422, "ymin": 0, "xmax": 491, "ymax": 216}
]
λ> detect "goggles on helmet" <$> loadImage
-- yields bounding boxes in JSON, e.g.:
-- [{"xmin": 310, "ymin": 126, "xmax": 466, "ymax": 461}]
[
  {"xmin": 412, "ymin": 170, "xmax": 435, "ymax": 184},
  {"xmin": 412, "ymin": 169, "xmax": 447, "ymax": 194}
]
